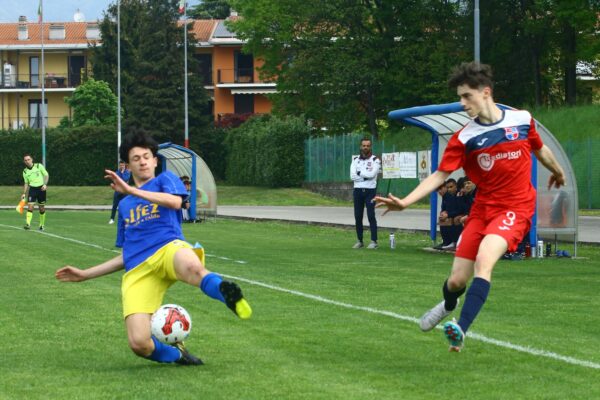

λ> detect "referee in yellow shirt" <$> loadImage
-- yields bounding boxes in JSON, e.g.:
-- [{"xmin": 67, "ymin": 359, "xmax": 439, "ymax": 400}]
[{"xmin": 22, "ymin": 153, "xmax": 49, "ymax": 230}]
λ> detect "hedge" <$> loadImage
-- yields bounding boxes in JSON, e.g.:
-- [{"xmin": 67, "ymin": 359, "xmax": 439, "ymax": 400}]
[
  {"xmin": 225, "ymin": 115, "xmax": 310, "ymax": 187},
  {"xmin": 0, "ymin": 126, "xmax": 117, "ymax": 185}
]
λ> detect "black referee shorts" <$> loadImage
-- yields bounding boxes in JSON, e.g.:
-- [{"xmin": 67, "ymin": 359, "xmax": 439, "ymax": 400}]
[{"xmin": 27, "ymin": 186, "xmax": 47, "ymax": 204}]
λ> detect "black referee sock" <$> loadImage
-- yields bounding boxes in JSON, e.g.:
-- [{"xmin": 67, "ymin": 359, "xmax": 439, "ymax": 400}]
[{"xmin": 442, "ymin": 279, "xmax": 466, "ymax": 311}]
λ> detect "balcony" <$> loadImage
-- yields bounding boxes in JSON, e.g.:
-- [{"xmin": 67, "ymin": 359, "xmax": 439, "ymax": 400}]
[
  {"xmin": 217, "ymin": 68, "xmax": 255, "ymax": 84},
  {"xmin": 0, "ymin": 71, "xmax": 90, "ymax": 91}
]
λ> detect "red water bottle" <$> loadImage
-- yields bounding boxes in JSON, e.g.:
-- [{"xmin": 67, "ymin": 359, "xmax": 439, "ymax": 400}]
[{"xmin": 525, "ymin": 243, "xmax": 531, "ymax": 258}]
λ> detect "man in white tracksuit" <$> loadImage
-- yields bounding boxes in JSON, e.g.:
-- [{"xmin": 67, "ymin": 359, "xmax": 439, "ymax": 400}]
[{"xmin": 350, "ymin": 138, "xmax": 381, "ymax": 249}]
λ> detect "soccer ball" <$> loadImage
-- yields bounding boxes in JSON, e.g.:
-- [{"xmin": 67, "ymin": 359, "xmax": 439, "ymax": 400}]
[{"xmin": 151, "ymin": 304, "xmax": 192, "ymax": 344}]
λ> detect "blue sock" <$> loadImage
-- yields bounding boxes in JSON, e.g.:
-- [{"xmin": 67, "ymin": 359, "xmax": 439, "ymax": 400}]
[
  {"xmin": 146, "ymin": 336, "xmax": 181, "ymax": 363},
  {"xmin": 200, "ymin": 273, "xmax": 225, "ymax": 303},
  {"xmin": 457, "ymin": 277, "xmax": 490, "ymax": 333}
]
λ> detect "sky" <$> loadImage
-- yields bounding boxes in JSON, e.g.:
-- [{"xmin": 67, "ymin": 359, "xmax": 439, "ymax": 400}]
[{"xmin": 0, "ymin": 0, "xmax": 201, "ymax": 23}]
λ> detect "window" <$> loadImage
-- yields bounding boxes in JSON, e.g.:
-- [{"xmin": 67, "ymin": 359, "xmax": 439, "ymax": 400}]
[
  {"xmin": 193, "ymin": 53, "xmax": 212, "ymax": 85},
  {"xmin": 234, "ymin": 51, "xmax": 253, "ymax": 83},
  {"xmin": 68, "ymin": 55, "xmax": 85, "ymax": 87},
  {"xmin": 29, "ymin": 99, "xmax": 48, "ymax": 128},
  {"xmin": 234, "ymin": 94, "xmax": 254, "ymax": 114},
  {"xmin": 30, "ymin": 57, "xmax": 39, "ymax": 87}
]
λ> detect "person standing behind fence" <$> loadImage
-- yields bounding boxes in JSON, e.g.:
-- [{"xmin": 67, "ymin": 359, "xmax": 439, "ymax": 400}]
[
  {"xmin": 350, "ymin": 138, "xmax": 381, "ymax": 249},
  {"xmin": 109, "ymin": 160, "xmax": 131, "ymax": 224}
]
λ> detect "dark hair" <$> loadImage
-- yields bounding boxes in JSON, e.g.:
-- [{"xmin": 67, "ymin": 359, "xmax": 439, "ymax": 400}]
[
  {"xmin": 445, "ymin": 178, "xmax": 457, "ymax": 185},
  {"xmin": 119, "ymin": 128, "xmax": 159, "ymax": 162},
  {"xmin": 360, "ymin": 137, "xmax": 372, "ymax": 145},
  {"xmin": 448, "ymin": 62, "xmax": 494, "ymax": 90},
  {"xmin": 23, "ymin": 153, "xmax": 32, "ymax": 158}
]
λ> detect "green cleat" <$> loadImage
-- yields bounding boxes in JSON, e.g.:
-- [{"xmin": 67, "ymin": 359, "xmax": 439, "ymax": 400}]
[
  {"xmin": 174, "ymin": 342, "xmax": 204, "ymax": 366},
  {"xmin": 443, "ymin": 319, "xmax": 465, "ymax": 352},
  {"xmin": 219, "ymin": 281, "xmax": 252, "ymax": 319}
]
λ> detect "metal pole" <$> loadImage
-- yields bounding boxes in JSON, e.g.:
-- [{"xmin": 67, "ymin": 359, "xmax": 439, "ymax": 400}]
[
  {"xmin": 183, "ymin": 4, "xmax": 189, "ymax": 148},
  {"xmin": 40, "ymin": 0, "xmax": 46, "ymax": 165},
  {"xmin": 474, "ymin": 0, "xmax": 480, "ymax": 63},
  {"xmin": 117, "ymin": 0, "xmax": 122, "ymax": 162}
]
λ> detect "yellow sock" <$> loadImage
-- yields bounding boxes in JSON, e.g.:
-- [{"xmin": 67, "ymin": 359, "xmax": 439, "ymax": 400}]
[
  {"xmin": 26, "ymin": 211, "xmax": 33, "ymax": 226},
  {"xmin": 39, "ymin": 212, "xmax": 46, "ymax": 227}
]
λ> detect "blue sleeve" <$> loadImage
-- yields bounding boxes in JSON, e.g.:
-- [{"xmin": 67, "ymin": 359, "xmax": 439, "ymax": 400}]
[{"xmin": 160, "ymin": 171, "xmax": 189, "ymax": 197}]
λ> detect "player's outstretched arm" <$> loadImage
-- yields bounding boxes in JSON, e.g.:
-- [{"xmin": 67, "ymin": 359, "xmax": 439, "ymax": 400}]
[
  {"xmin": 55, "ymin": 254, "xmax": 124, "ymax": 282},
  {"xmin": 104, "ymin": 169, "xmax": 183, "ymax": 210},
  {"xmin": 375, "ymin": 170, "xmax": 449, "ymax": 215},
  {"xmin": 533, "ymin": 145, "xmax": 566, "ymax": 189}
]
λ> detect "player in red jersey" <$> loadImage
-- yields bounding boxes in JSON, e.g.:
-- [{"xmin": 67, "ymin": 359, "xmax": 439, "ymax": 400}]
[{"xmin": 375, "ymin": 62, "xmax": 566, "ymax": 351}]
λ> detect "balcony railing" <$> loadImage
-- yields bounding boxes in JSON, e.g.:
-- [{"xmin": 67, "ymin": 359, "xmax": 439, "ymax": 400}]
[
  {"xmin": 217, "ymin": 68, "xmax": 255, "ymax": 84},
  {"xmin": 0, "ymin": 71, "xmax": 90, "ymax": 89}
]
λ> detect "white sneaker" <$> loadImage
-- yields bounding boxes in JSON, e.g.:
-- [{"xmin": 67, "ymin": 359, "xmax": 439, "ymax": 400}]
[
  {"xmin": 441, "ymin": 242, "xmax": 456, "ymax": 251},
  {"xmin": 108, "ymin": 219, "xmax": 114, "ymax": 224},
  {"xmin": 352, "ymin": 241, "xmax": 364, "ymax": 249},
  {"xmin": 419, "ymin": 299, "xmax": 459, "ymax": 332},
  {"xmin": 367, "ymin": 241, "xmax": 378, "ymax": 249}
]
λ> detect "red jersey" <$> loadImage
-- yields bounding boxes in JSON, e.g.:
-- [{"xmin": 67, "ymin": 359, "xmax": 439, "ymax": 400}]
[{"xmin": 438, "ymin": 109, "xmax": 543, "ymax": 209}]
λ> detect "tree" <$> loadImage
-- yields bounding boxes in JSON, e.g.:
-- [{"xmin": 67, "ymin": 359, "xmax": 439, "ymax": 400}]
[
  {"xmin": 91, "ymin": 0, "xmax": 212, "ymax": 144},
  {"xmin": 228, "ymin": 0, "xmax": 466, "ymax": 137},
  {"xmin": 189, "ymin": 0, "xmax": 231, "ymax": 19},
  {"xmin": 64, "ymin": 78, "xmax": 118, "ymax": 127}
]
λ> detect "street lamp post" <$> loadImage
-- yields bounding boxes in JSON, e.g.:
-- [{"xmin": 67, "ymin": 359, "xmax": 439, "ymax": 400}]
[
  {"xmin": 117, "ymin": 0, "xmax": 122, "ymax": 163},
  {"xmin": 474, "ymin": 0, "xmax": 480, "ymax": 63}
]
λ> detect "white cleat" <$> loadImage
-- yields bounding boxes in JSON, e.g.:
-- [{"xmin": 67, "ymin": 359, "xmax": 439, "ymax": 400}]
[
  {"xmin": 108, "ymin": 219, "xmax": 114, "ymax": 224},
  {"xmin": 352, "ymin": 241, "xmax": 364, "ymax": 249},
  {"xmin": 419, "ymin": 299, "xmax": 459, "ymax": 332},
  {"xmin": 367, "ymin": 241, "xmax": 378, "ymax": 249}
]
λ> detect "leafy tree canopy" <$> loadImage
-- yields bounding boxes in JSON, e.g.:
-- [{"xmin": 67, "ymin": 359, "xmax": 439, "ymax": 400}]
[
  {"xmin": 64, "ymin": 78, "xmax": 118, "ymax": 127},
  {"xmin": 189, "ymin": 0, "xmax": 231, "ymax": 19},
  {"xmin": 91, "ymin": 0, "xmax": 211, "ymax": 144}
]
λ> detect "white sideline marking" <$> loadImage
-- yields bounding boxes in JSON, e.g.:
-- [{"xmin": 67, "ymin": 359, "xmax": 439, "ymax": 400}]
[{"xmin": 4, "ymin": 223, "xmax": 598, "ymax": 370}]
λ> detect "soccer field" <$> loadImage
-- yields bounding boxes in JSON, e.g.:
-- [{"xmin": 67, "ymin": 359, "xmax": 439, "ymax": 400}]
[{"xmin": 1, "ymin": 210, "xmax": 599, "ymax": 399}]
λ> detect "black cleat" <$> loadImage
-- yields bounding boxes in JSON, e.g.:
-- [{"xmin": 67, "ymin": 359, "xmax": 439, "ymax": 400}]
[
  {"xmin": 39, "ymin": 226, "xmax": 44, "ymax": 231},
  {"xmin": 24, "ymin": 225, "xmax": 30, "ymax": 230},
  {"xmin": 174, "ymin": 342, "xmax": 204, "ymax": 366},
  {"xmin": 219, "ymin": 281, "xmax": 252, "ymax": 319}
]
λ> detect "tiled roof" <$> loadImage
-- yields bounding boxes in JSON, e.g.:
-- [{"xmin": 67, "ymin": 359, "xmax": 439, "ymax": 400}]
[
  {"xmin": 178, "ymin": 20, "xmax": 218, "ymax": 42},
  {"xmin": 0, "ymin": 19, "xmax": 228, "ymax": 47},
  {"xmin": 0, "ymin": 22, "xmax": 96, "ymax": 45}
]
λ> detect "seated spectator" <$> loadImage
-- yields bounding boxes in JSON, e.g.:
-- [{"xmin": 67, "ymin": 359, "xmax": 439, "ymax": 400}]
[
  {"xmin": 455, "ymin": 176, "xmax": 476, "ymax": 226},
  {"xmin": 435, "ymin": 178, "xmax": 462, "ymax": 250},
  {"xmin": 180, "ymin": 175, "xmax": 192, "ymax": 222}
]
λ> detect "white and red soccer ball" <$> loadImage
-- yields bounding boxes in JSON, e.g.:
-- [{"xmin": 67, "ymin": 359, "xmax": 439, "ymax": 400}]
[{"xmin": 151, "ymin": 304, "xmax": 192, "ymax": 344}]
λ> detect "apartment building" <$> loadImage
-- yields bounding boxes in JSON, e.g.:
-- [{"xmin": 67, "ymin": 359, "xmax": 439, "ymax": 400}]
[
  {"xmin": 0, "ymin": 17, "xmax": 98, "ymax": 129},
  {"xmin": 0, "ymin": 14, "xmax": 274, "ymax": 130}
]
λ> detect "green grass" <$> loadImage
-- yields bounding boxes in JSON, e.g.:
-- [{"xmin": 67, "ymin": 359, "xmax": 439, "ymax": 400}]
[
  {"xmin": 1, "ymin": 210, "xmax": 599, "ymax": 399},
  {"xmin": 533, "ymin": 104, "xmax": 600, "ymax": 142},
  {"xmin": 0, "ymin": 185, "xmax": 350, "ymax": 207}
]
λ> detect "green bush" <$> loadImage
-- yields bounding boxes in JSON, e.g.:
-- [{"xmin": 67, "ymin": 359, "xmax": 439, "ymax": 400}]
[
  {"xmin": 0, "ymin": 126, "xmax": 117, "ymax": 185},
  {"xmin": 225, "ymin": 115, "xmax": 309, "ymax": 187}
]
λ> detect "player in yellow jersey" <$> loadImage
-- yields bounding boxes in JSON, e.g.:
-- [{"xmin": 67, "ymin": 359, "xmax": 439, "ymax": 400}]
[{"xmin": 22, "ymin": 154, "xmax": 49, "ymax": 231}]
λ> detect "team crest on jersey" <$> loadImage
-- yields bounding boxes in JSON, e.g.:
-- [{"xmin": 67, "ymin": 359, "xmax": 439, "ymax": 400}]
[{"xmin": 504, "ymin": 126, "xmax": 519, "ymax": 140}]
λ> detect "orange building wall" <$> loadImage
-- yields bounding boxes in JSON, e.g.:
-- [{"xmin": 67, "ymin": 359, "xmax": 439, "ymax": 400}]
[
  {"xmin": 254, "ymin": 94, "xmax": 272, "ymax": 113},
  {"xmin": 208, "ymin": 46, "xmax": 273, "ymax": 120}
]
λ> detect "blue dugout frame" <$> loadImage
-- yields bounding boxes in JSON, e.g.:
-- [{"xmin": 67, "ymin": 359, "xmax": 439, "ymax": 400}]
[
  {"xmin": 388, "ymin": 102, "xmax": 538, "ymax": 247},
  {"xmin": 158, "ymin": 142, "xmax": 198, "ymax": 221}
]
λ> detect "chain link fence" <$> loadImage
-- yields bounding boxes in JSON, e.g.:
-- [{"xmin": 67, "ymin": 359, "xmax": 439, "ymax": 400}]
[{"xmin": 305, "ymin": 134, "xmax": 600, "ymax": 209}]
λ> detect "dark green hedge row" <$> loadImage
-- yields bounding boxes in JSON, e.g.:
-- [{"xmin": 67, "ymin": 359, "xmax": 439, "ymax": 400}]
[
  {"xmin": 0, "ymin": 126, "xmax": 118, "ymax": 185},
  {"xmin": 225, "ymin": 115, "xmax": 309, "ymax": 187}
]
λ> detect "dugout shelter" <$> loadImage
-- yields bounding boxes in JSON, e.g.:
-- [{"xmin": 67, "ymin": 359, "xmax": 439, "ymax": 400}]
[
  {"xmin": 157, "ymin": 143, "xmax": 217, "ymax": 221},
  {"xmin": 388, "ymin": 102, "xmax": 578, "ymax": 256}
]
